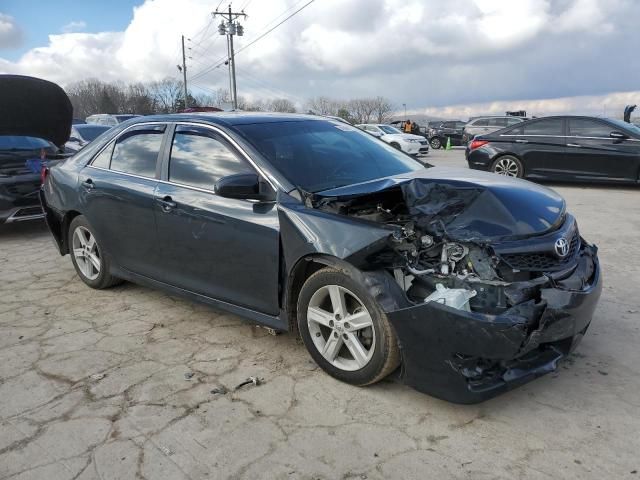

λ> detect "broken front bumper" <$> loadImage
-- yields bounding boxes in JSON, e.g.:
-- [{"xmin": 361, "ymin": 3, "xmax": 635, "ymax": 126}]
[{"xmin": 387, "ymin": 246, "xmax": 602, "ymax": 404}]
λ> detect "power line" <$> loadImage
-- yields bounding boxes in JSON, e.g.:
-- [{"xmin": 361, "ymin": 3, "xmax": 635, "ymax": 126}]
[{"xmin": 189, "ymin": 0, "xmax": 315, "ymax": 83}]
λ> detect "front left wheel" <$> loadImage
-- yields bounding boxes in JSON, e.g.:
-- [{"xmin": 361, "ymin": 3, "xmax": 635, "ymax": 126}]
[
  {"xmin": 297, "ymin": 268, "xmax": 400, "ymax": 386},
  {"xmin": 68, "ymin": 215, "xmax": 121, "ymax": 289}
]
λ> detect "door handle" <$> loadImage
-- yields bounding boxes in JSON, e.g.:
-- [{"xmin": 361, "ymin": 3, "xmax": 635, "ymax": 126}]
[
  {"xmin": 156, "ymin": 196, "xmax": 177, "ymax": 212},
  {"xmin": 567, "ymin": 143, "xmax": 581, "ymax": 148},
  {"xmin": 81, "ymin": 179, "xmax": 94, "ymax": 189},
  {"xmin": 515, "ymin": 139, "xmax": 528, "ymax": 144}
]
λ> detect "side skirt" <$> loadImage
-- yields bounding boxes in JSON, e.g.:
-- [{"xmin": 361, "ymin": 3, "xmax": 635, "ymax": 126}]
[{"xmin": 111, "ymin": 265, "xmax": 289, "ymax": 332}]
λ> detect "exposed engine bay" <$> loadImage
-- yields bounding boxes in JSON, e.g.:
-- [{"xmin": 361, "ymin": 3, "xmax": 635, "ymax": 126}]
[{"xmin": 309, "ymin": 178, "xmax": 591, "ymax": 317}]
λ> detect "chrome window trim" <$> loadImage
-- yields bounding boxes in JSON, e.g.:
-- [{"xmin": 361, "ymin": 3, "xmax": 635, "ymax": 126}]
[
  {"xmin": 499, "ymin": 133, "xmax": 640, "ymax": 141},
  {"xmin": 86, "ymin": 120, "xmax": 283, "ymax": 191}
]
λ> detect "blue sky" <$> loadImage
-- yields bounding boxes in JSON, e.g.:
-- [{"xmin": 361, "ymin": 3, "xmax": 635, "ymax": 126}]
[{"xmin": 1, "ymin": 0, "xmax": 139, "ymax": 61}]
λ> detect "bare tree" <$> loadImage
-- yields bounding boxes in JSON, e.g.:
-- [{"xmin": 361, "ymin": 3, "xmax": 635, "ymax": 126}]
[
  {"xmin": 373, "ymin": 96, "xmax": 394, "ymax": 123},
  {"xmin": 148, "ymin": 77, "xmax": 183, "ymax": 113},
  {"xmin": 306, "ymin": 96, "xmax": 339, "ymax": 116},
  {"xmin": 268, "ymin": 98, "xmax": 296, "ymax": 113}
]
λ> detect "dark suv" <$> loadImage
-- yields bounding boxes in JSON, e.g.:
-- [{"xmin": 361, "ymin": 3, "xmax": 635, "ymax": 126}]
[
  {"xmin": 428, "ymin": 120, "xmax": 466, "ymax": 149},
  {"xmin": 0, "ymin": 136, "xmax": 64, "ymax": 223},
  {"xmin": 0, "ymin": 74, "xmax": 73, "ymax": 224}
]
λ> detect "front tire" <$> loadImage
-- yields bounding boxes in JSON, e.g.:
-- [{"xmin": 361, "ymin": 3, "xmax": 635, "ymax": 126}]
[
  {"xmin": 68, "ymin": 215, "xmax": 121, "ymax": 289},
  {"xmin": 297, "ymin": 268, "xmax": 400, "ymax": 386},
  {"xmin": 430, "ymin": 137, "xmax": 442, "ymax": 149},
  {"xmin": 389, "ymin": 142, "xmax": 402, "ymax": 151},
  {"xmin": 491, "ymin": 155, "xmax": 524, "ymax": 178}
]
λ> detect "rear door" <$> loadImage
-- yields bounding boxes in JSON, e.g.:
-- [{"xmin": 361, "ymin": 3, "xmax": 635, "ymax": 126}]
[
  {"xmin": 565, "ymin": 118, "xmax": 640, "ymax": 181},
  {"xmin": 81, "ymin": 124, "xmax": 166, "ymax": 277},
  {"xmin": 508, "ymin": 118, "xmax": 567, "ymax": 177},
  {"xmin": 153, "ymin": 124, "xmax": 280, "ymax": 315}
]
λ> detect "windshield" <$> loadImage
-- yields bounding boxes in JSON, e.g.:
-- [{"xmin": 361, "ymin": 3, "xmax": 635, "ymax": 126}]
[
  {"xmin": 76, "ymin": 125, "xmax": 110, "ymax": 141},
  {"xmin": 379, "ymin": 125, "xmax": 402, "ymax": 134},
  {"xmin": 233, "ymin": 120, "xmax": 424, "ymax": 193},
  {"xmin": 607, "ymin": 118, "xmax": 640, "ymax": 136},
  {"xmin": 0, "ymin": 135, "xmax": 52, "ymax": 151}
]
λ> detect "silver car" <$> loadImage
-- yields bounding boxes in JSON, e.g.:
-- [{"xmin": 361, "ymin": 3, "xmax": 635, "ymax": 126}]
[{"xmin": 463, "ymin": 116, "xmax": 526, "ymax": 142}]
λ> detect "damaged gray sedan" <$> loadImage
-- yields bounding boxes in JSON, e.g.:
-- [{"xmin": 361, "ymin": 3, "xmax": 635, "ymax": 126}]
[{"xmin": 41, "ymin": 113, "xmax": 602, "ymax": 404}]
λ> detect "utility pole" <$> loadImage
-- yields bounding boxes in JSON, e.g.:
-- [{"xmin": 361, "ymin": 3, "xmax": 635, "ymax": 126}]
[
  {"xmin": 180, "ymin": 35, "xmax": 188, "ymax": 109},
  {"xmin": 214, "ymin": 4, "xmax": 246, "ymax": 110}
]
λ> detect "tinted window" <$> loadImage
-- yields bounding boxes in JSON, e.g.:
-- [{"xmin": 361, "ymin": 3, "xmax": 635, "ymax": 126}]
[
  {"xmin": 110, "ymin": 130, "xmax": 163, "ymax": 177},
  {"xmin": 506, "ymin": 117, "xmax": 522, "ymax": 125},
  {"xmin": 568, "ymin": 119, "xmax": 612, "ymax": 137},
  {"xmin": 91, "ymin": 142, "xmax": 114, "ymax": 168},
  {"xmin": 522, "ymin": 119, "xmax": 563, "ymax": 135},
  {"xmin": 488, "ymin": 118, "xmax": 508, "ymax": 127},
  {"xmin": 0, "ymin": 135, "xmax": 51, "ymax": 150},
  {"xmin": 76, "ymin": 125, "xmax": 111, "ymax": 141},
  {"xmin": 169, "ymin": 129, "xmax": 253, "ymax": 189},
  {"xmin": 442, "ymin": 122, "xmax": 455, "ymax": 128},
  {"xmin": 472, "ymin": 118, "xmax": 489, "ymax": 126},
  {"xmin": 234, "ymin": 120, "xmax": 423, "ymax": 193}
]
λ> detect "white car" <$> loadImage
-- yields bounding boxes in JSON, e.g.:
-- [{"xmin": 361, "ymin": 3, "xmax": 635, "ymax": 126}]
[{"xmin": 356, "ymin": 124, "xmax": 429, "ymax": 155}]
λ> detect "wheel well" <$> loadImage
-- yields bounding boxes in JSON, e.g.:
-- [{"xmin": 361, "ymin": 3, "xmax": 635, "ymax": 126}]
[
  {"xmin": 284, "ymin": 255, "xmax": 408, "ymax": 334},
  {"xmin": 60, "ymin": 210, "xmax": 82, "ymax": 254}
]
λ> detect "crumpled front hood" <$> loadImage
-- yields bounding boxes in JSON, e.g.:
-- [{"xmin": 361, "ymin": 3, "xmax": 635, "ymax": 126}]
[
  {"xmin": 313, "ymin": 167, "xmax": 566, "ymax": 241},
  {"xmin": 0, "ymin": 75, "xmax": 73, "ymax": 147}
]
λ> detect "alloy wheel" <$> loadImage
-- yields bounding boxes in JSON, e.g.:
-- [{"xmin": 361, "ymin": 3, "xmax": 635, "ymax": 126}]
[
  {"xmin": 72, "ymin": 226, "xmax": 101, "ymax": 280},
  {"xmin": 494, "ymin": 157, "xmax": 520, "ymax": 177},
  {"xmin": 430, "ymin": 138, "xmax": 441, "ymax": 149},
  {"xmin": 306, "ymin": 285, "xmax": 376, "ymax": 371}
]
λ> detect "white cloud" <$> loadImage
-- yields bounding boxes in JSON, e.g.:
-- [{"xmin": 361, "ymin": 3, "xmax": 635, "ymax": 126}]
[
  {"xmin": 0, "ymin": 13, "xmax": 23, "ymax": 49},
  {"xmin": 0, "ymin": 0, "xmax": 638, "ymax": 113},
  {"xmin": 61, "ymin": 20, "xmax": 87, "ymax": 33}
]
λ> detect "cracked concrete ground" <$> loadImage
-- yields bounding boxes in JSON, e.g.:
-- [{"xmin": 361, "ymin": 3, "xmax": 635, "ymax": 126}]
[{"xmin": 0, "ymin": 149, "xmax": 639, "ymax": 479}]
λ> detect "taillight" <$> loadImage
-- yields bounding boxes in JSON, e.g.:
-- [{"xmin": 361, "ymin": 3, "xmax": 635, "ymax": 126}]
[
  {"xmin": 40, "ymin": 166, "xmax": 49, "ymax": 184},
  {"xmin": 469, "ymin": 139, "xmax": 489, "ymax": 150}
]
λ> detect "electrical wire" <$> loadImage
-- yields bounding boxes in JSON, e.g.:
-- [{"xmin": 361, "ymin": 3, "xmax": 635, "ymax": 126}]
[{"xmin": 188, "ymin": 0, "xmax": 315, "ymax": 82}]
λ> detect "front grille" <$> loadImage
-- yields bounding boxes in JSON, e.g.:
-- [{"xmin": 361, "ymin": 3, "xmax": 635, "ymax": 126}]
[{"xmin": 500, "ymin": 232, "xmax": 580, "ymax": 272}]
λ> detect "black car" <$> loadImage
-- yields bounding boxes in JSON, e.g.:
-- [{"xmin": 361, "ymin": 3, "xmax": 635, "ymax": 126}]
[
  {"xmin": 41, "ymin": 113, "xmax": 602, "ymax": 404},
  {"xmin": 428, "ymin": 120, "xmax": 466, "ymax": 149},
  {"xmin": 466, "ymin": 115, "xmax": 640, "ymax": 183},
  {"xmin": 0, "ymin": 75, "xmax": 72, "ymax": 224}
]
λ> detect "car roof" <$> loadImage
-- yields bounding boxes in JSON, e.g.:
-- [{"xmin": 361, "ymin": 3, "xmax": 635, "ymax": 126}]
[{"xmin": 127, "ymin": 112, "xmax": 325, "ymax": 127}]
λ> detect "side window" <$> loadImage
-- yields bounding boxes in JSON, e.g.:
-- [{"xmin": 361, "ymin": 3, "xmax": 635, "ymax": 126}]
[
  {"xmin": 442, "ymin": 122, "xmax": 454, "ymax": 128},
  {"xmin": 568, "ymin": 119, "xmax": 611, "ymax": 137},
  {"xmin": 110, "ymin": 128, "xmax": 164, "ymax": 178},
  {"xmin": 91, "ymin": 141, "xmax": 114, "ymax": 168},
  {"xmin": 488, "ymin": 118, "xmax": 507, "ymax": 127},
  {"xmin": 522, "ymin": 119, "xmax": 563, "ymax": 136},
  {"xmin": 169, "ymin": 127, "xmax": 254, "ymax": 190},
  {"xmin": 472, "ymin": 118, "xmax": 489, "ymax": 127},
  {"xmin": 507, "ymin": 117, "xmax": 522, "ymax": 126}
]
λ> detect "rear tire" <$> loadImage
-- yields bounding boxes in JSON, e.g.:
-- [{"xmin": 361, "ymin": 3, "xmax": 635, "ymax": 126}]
[
  {"xmin": 68, "ymin": 215, "xmax": 122, "ymax": 289},
  {"xmin": 297, "ymin": 268, "xmax": 400, "ymax": 386},
  {"xmin": 491, "ymin": 155, "xmax": 524, "ymax": 178},
  {"xmin": 430, "ymin": 137, "xmax": 442, "ymax": 149}
]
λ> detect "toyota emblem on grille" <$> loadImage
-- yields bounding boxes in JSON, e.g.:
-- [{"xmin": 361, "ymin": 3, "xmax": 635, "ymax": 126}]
[{"xmin": 554, "ymin": 238, "xmax": 569, "ymax": 258}]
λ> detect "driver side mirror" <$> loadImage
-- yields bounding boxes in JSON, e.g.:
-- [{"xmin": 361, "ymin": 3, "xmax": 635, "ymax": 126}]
[
  {"xmin": 214, "ymin": 173, "xmax": 275, "ymax": 201},
  {"xmin": 610, "ymin": 130, "xmax": 629, "ymax": 140}
]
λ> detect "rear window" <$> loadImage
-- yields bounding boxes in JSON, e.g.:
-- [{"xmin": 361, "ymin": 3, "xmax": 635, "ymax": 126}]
[
  {"xmin": 0, "ymin": 135, "xmax": 52, "ymax": 150},
  {"xmin": 471, "ymin": 118, "xmax": 489, "ymax": 126},
  {"xmin": 488, "ymin": 118, "xmax": 508, "ymax": 127}
]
